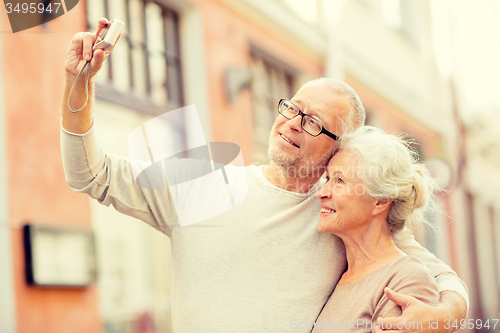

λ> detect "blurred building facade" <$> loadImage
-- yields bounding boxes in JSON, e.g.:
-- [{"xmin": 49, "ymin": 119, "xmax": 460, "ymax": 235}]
[
  {"xmin": 0, "ymin": 3, "xmax": 102, "ymax": 333},
  {"xmin": 0, "ymin": 0, "xmax": 499, "ymax": 332}
]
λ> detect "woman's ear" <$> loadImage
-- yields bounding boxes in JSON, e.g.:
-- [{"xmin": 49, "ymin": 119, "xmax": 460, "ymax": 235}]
[{"xmin": 372, "ymin": 199, "xmax": 392, "ymax": 216}]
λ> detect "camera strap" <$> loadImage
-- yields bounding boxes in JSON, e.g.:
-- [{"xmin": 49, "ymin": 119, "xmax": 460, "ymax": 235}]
[{"xmin": 67, "ymin": 51, "xmax": 94, "ymax": 113}]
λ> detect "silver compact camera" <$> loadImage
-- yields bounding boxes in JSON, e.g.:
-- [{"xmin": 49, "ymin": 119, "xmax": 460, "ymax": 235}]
[
  {"xmin": 94, "ymin": 19, "xmax": 124, "ymax": 51},
  {"xmin": 67, "ymin": 19, "xmax": 125, "ymax": 113}
]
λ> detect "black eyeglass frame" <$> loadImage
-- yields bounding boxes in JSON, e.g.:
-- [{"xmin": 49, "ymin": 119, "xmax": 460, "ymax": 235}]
[{"xmin": 278, "ymin": 99, "xmax": 339, "ymax": 141}]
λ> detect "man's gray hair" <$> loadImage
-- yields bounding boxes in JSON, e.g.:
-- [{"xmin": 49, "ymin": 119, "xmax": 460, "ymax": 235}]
[{"xmin": 297, "ymin": 78, "xmax": 366, "ymax": 133}]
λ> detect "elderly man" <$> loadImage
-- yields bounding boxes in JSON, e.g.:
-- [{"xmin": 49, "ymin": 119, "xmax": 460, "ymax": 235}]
[{"xmin": 61, "ymin": 19, "xmax": 468, "ymax": 332}]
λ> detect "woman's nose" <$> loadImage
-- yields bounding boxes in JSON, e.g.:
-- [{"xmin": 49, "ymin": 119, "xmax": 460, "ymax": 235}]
[{"xmin": 316, "ymin": 185, "xmax": 332, "ymax": 200}]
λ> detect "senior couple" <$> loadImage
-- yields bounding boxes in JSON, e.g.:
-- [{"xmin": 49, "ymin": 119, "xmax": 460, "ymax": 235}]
[{"xmin": 61, "ymin": 19, "xmax": 468, "ymax": 332}]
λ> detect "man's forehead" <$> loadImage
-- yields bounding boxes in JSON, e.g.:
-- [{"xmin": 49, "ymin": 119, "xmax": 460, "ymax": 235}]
[
  {"xmin": 293, "ymin": 87, "xmax": 350, "ymax": 114},
  {"xmin": 291, "ymin": 94, "xmax": 336, "ymax": 121}
]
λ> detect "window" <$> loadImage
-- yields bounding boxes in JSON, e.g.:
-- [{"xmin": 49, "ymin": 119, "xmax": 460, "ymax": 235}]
[
  {"xmin": 250, "ymin": 47, "xmax": 296, "ymax": 162},
  {"xmin": 86, "ymin": 0, "xmax": 183, "ymax": 110}
]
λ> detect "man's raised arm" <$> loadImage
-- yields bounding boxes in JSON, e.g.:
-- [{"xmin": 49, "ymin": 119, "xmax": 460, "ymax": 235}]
[
  {"xmin": 61, "ymin": 18, "xmax": 111, "ymax": 134},
  {"xmin": 59, "ymin": 19, "xmax": 176, "ymax": 237}
]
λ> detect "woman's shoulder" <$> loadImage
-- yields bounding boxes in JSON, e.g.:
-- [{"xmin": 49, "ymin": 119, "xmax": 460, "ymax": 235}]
[
  {"xmin": 382, "ymin": 255, "xmax": 440, "ymax": 302},
  {"xmin": 386, "ymin": 255, "xmax": 433, "ymax": 279},
  {"xmin": 388, "ymin": 255, "xmax": 429, "ymax": 269},
  {"xmin": 371, "ymin": 256, "xmax": 440, "ymax": 321}
]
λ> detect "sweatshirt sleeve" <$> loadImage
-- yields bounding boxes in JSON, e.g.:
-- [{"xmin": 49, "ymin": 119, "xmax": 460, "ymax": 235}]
[
  {"xmin": 60, "ymin": 121, "xmax": 178, "ymax": 237},
  {"xmin": 373, "ymin": 256, "xmax": 441, "ymax": 322},
  {"xmin": 394, "ymin": 227, "xmax": 469, "ymax": 310}
]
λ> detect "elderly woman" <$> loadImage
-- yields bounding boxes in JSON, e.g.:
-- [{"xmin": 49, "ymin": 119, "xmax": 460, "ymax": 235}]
[{"xmin": 312, "ymin": 126, "xmax": 440, "ymax": 332}]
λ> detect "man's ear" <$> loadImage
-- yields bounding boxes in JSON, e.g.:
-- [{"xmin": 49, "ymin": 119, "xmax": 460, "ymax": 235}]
[{"xmin": 372, "ymin": 199, "xmax": 392, "ymax": 216}]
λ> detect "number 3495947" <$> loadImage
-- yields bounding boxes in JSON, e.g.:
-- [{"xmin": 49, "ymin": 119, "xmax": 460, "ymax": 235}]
[
  {"xmin": 5, "ymin": 2, "xmax": 62, "ymax": 14},
  {"xmin": 444, "ymin": 319, "xmax": 498, "ymax": 330}
]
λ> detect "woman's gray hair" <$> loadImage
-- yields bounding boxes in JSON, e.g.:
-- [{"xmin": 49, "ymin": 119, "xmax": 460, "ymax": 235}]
[
  {"xmin": 335, "ymin": 126, "xmax": 436, "ymax": 233},
  {"xmin": 298, "ymin": 78, "xmax": 366, "ymax": 133}
]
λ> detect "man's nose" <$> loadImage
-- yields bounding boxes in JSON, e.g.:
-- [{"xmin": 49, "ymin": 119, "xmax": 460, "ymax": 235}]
[{"xmin": 287, "ymin": 114, "xmax": 303, "ymax": 133}]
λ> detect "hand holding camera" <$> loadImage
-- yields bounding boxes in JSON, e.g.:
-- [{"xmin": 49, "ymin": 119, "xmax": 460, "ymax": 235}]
[
  {"xmin": 65, "ymin": 18, "xmax": 124, "ymax": 113},
  {"xmin": 65, "ymin": 19, "xmax": 123, "ymax": 78}
]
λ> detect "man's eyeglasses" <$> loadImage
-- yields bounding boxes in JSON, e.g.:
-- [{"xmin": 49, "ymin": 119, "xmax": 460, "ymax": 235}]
[{"xmin": 277, "ymin": 99, "xmax": 339, "ymax": 141}]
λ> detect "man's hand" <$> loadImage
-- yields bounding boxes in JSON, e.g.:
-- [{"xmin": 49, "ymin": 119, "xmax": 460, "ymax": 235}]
[
  {"xmin": 64, "ymin": 18, "xmax": 113, "ymax": 80},
  {"xmin": 373, "ymin": 288, "xmax": 467, "ymax": 333},
  {"xmin": 62, "ymin": 18, "xmax": 119, "ymax": 134}
]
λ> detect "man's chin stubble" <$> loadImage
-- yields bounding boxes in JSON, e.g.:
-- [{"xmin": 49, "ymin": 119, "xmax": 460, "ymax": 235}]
[
  {"xmin": 267, "ymin": 147, "xmax": 329, "ymax": 179},
  {"xmin": 268, "ymin": 145, "xmax": 295, "ymax": 163}
]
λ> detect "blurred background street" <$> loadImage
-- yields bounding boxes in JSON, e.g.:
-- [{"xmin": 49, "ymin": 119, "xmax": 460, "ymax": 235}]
[{"xmin": 0, "ymin": 0, "xmax": 499, "ymax": 332}]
